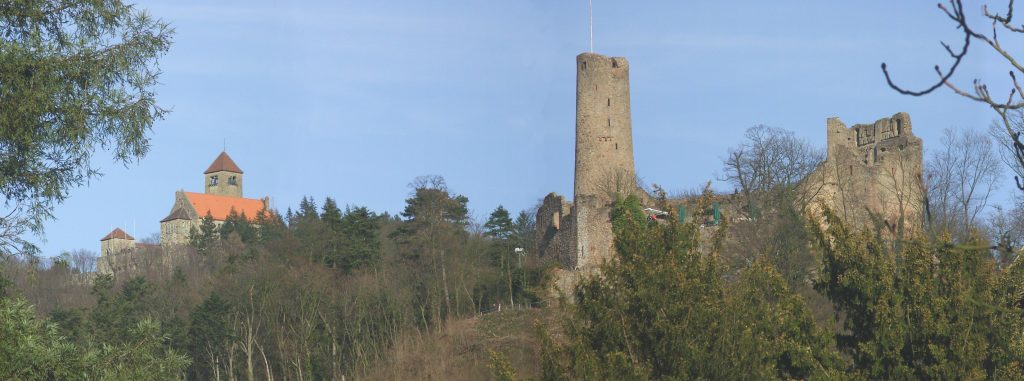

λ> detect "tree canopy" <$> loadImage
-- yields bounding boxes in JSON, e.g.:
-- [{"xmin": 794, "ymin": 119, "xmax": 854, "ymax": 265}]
[{"xmin": 0, "ymin": 0, "xmax": 173, "ymax": 255}]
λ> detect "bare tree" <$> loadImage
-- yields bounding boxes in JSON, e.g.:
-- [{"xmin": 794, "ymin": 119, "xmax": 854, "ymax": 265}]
[
  {"xmin": 926, "ymin": 128, "xmax": 1003, "ymax": 240},
  {"xmin": 721, "ymin": 125, "xmax": 824, "ymax": 217},
  {"xmin": 882, "ymin": 0, "xmax": 1024, "ymax": 190},
  {"xmin": 987, "ymin": 199, "xmax": 1024, "ymax": 266},
  {"xmin": 67, "ymin": 249, "xmax": 98, "ymax": 274}
]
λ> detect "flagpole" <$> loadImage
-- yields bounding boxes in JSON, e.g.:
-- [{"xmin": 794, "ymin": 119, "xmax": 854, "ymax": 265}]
[{"xmin": 589, "ymin": 0, "xmax": 593, "ymax": 52}]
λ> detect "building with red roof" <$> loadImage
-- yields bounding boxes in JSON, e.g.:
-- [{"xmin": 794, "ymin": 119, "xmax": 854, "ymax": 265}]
[{"xmin": 98, "ymin": 152, "xmax": 270, "ymax": 274}]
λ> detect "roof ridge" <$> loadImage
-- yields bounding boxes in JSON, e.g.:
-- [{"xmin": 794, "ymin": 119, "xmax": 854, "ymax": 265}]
[{"xmin": 204, "ymin": 151, "xmax": 243, "ymax": 174}]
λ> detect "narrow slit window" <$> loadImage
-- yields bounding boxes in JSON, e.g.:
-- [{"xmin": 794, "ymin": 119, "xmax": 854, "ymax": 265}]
[{"xmin": 607, "ymin": 98, "xmax": 611, "ymax": 107}]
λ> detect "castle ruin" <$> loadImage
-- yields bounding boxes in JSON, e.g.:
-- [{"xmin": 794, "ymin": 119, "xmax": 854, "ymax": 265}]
[{"xmin": 536, "ymin": 52, "xmax": 924, "ymax": 272}]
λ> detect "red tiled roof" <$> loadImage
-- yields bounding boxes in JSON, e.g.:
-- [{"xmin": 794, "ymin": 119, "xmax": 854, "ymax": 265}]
[
  {"xmin": 204, "ymin": 151, "xmax": 243, "ymax": 174},
  {"xmin": 100, "ymin": 228, "xmax": 134, "ymax": 241},
  {"xmin": 184, "ymin": 192, "xmax": 267, "ymax": 221}
]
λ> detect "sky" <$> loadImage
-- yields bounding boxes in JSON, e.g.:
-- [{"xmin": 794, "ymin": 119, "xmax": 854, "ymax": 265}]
[{"xmin": 35, "ymin": 1, "xmax": 1024, "ymax": 256}]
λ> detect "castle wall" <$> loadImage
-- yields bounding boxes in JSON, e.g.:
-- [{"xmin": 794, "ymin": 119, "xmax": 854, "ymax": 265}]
[
  {"xmin": 804, "ymin": 112, "xmax": 924, "ymax": 234},
  {"xmin": 160, "ymin": 219, "xmax": 197, "ymax": 246},
  {"xmin": 535, "ymin": 193, "xmax": 577, "ymax": 268}
]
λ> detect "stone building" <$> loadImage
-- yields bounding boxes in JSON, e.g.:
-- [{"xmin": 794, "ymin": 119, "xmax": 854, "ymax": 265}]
[
  {"xmin": 97, "ymin": 151, "xmax": 269, "ymax": 275},
  {"xmin": 537, "ymin": 52, "xmax": 651, "ymax": 270},
  {"xmin": 536, "ymin": 52, "xmax": 925, "ymax": 274},
  {"xmin": 801, "ymin": 113, "xmax": 924, "ymax": 235}
]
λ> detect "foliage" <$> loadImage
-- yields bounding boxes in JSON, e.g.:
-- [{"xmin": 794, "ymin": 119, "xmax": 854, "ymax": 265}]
[
  {"xmin": 488, "ymin": 349, "xmax": 520, "ymax": 381},
  {"xmin": 0, "ymin": 297, "xmax": 189, "ymax": 380},
  {"xmin": 0, "ymin": 0, "xmax": 173, "ymax": 255},
  {"xmin": 545, "ymin": 195, "xmax": 843, "ymax": 380},
  {"xmin": 813, "ymin": 207, "xmax": 1024, "ymax": 379}
]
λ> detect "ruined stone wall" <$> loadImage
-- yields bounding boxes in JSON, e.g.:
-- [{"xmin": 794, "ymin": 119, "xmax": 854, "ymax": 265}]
[
  {"xmin": 535, "ymin": 193, "xmax": 577, "ymax": 268},
  {"xmin": 803, "ymin": 112, "xmax": 924, "ymax": 235}
]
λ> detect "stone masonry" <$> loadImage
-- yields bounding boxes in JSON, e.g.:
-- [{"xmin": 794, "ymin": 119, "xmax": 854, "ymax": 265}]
[
  {"xmin": 802, "ymin": 112, "xmax": 924, "ymax": 235},
  {"xmin": 537, "ymin": 52, "xmax": 925, "ymax": 274}
]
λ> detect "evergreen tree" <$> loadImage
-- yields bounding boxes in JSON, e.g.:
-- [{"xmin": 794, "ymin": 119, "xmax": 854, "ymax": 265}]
[
  {"xmin": 813, "ymin": 208, "xmax": 1024, "ymax": 379},
  {"xmin": 484, "ymin": 205, "xmax": 514, "ymax": 240},
  {"xmin": 188, "ymin": 212, "xmax": 218, "ymax": 253},
  {"xmin": 339, "ymin": 206, "xmax": 381, "ymax": 272},
  {"xmin": 187, "ymin": 293, "xmax": 233, "ymax": 380},
  {"xmin": 321, "ymin": 197, "xmax": 343, "ymax": 230},
  {"xmin": 544, "ymin": 195, "xmax": 843, "ymax": 380}
]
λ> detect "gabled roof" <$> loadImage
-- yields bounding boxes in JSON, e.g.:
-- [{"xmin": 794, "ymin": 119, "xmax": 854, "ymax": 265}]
[
  {"xmin": 204, "ymin": 151, "xmax": 243, "ymax": 174},
  {"xmin": 100, "ymin": 228, "xmax": 134, "ymax": 241},
  {"xmin": 160, "ymin": 206, "xmax": 192, "ymax": 222},
  {"xmin": 184, "ymin": 192, "xmax": 267, "ymax": 221}
]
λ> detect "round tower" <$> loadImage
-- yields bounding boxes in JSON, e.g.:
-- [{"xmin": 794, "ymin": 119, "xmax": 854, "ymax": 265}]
[
  {"xmin": 574, "ymin": 52, "xmax": 636, "ymax": 201},
  {"xmin": 572, "ymin": 52, "xmax": 638, "ymax": 269}
]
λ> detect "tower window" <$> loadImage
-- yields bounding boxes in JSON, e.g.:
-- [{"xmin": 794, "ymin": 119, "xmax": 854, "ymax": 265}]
[
  {"xmin": 607, "ymin": 98, "xmax": 611, "ymax": 107},
  {"xmin": 228, "ymin": 175, "xmax": 237, "ymax": 185},
  {"xmin": 209, "ymin": 175, "xmax": 218, "ymax": 186},
  {"xmin": 608, "ymin": 118, "xmax": 611, "ymax": 127},
  {"xmin": 582, "ymin": 61, "xmax": 587, "ymax": 71}
]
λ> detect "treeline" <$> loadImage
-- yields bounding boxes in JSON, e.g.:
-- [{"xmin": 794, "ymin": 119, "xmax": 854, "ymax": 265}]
[
  {"xmin": 533, "ymin": 193, "xmax": 1024, "ymax": 380},
  {"xmin": 1, "ymin": 176, "xmax": 547, "ymax": 380}
]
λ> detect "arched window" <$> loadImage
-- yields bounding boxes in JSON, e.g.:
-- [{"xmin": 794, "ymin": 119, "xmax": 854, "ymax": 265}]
[{"xmin": 209, "ymin": 175, "xmax": 219, "ymax": 186}]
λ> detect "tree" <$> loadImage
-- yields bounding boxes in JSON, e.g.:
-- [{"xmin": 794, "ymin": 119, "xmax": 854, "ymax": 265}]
[
  {"xmin": 189, "ymin": 212, "xmax": 218, "ymax": 254},
  {"xmin": 391, "ymin": 175, "xmax": 469, "ymax": 326},
  {"xmin": 544, "ymin": 195, "xmax": 844, "ymax": 380},
  {"xmin": 720, "ymin": 124, "xmax": 823, "ymax": 216},
  {"xmin": 813, "ymin": 208, "xmax": 1024, "ymax": 379},
  {"xmin": 484, "ymin": 205, "xmax": 514, "ymax": 240},
  {"xmin": 0, "ymin": 1, "xmax": 173, "ymax": 256},
  {"xmin": 987, "ymin": 198, "xmax": 1024, "ymax": 266},
  {"xmin": 339, "ymin": 206, "xmax": 380, "ymax": 272},
  {"xmin": 881, "ymin": 0, "xmax": 1024, "ymax": 192},
  {"xmin": 321, "ymin": 197, "xmax": 343, "ymax": 229},
  {"xmin": 926, "ymin": 127, "xmax": 1003, "ymax": 240}
]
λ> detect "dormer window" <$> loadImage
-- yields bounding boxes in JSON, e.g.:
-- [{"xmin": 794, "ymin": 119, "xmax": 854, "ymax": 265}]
[
  {"xmin": 209, "ymin": 175, "xmax": 219, "ymax": 186},
  {"xmin": 228, "ymin": 175, "xmax": 237, "ymax": 185}
]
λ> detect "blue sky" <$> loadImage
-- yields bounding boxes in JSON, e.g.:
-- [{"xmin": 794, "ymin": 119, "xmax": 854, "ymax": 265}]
[{"xmin": 37, "ymin": 1, "xmax": 1024, "ymax": 256}]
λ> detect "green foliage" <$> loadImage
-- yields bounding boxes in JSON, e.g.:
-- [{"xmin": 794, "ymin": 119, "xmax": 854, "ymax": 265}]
[
  {"xmin": 546, "ymin": 195, "xmax": 843, "ymax": 380},
  {"xmin": 488, "ymin": 349, "xmax": 520, "ymax": 381},
  {"xmin": 187, "ymin": 293, "xmax": 233, "ymax": 380},
  {"xmin": 485, "ymin": 205, "xmax": 514, "ymax": 239},
  {"xmin": 0, "ymin": 0, "xmax": 173, "ymax": 255},
  {"xmin": 0, "ymin": 297, "xmax": 188, "ymax": 380},
  {"xmin": 813, "ymin": 208, "xmax": 1024, "ymax": 379},
  {"xmin": 221, "ymin": 210, "xmax": 257, "ymax": 243},
  {"xmin": 188, "ymin": 212, "xmax": 218, "ymax": 253},
  {"xmin": 338, "ymin": 205, "xmax": 381, "ymax": 271}
]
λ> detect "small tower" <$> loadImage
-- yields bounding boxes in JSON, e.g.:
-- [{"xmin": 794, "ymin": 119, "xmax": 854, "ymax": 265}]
[
  {"xmin": 204, "ymin": 151, "xmax": 243, "ymax": 197},
  {"xmin": 100, "ymin": 228, "xmax": 135, "ymax": 256}
]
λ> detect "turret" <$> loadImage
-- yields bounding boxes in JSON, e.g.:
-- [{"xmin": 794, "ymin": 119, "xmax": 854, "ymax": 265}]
[{"xmin": 204, "ymin": 151, "xmax": 243, "ymax": 197}]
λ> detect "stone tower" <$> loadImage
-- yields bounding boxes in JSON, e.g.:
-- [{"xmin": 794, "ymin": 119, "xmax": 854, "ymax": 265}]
[
  {"xmin": 573, "ymin": 52, "xmax": 640, "ymax": 269},
  {"xmin": 803, "ymin": 112, "xmax": 924, "ymax": 235},
  {"xmin": 204, "ymin": 151, "xmax": 243, "ymax": 197}
]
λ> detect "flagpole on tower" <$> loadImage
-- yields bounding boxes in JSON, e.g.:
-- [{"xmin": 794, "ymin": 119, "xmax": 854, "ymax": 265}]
[{"xmin": 588, "ymin": 0, "xmax": 594, "ymax": 53}]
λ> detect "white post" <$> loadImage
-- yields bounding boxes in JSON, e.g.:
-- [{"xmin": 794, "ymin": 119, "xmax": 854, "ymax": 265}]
[{"xmin": 589, "ymin": 0, "xmax": 594, "ymax": 52}]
